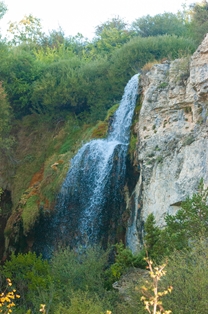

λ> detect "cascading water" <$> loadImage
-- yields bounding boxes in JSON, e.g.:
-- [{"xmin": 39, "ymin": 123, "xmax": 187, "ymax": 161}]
[{"xmin": 34, "ymin": 74, "xmax": 139, "ymax": 257}]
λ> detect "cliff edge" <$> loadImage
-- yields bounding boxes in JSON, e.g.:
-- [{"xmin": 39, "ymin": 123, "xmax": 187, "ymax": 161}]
[{"xmin": 127, "ymin": 34, "xmax": 208, "ymax": 252}]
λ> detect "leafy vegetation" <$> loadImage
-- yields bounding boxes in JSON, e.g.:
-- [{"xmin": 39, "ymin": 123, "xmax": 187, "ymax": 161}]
[
  {"xmin": 162, "ymin": 239, "xmax": 208, "ymax": 314},
  {"xmin": 143, "ymin": 180, "xmax": 208, "ymax": 259},
  {"xmin": 1, "ymin": 1, "xmax": 205, "ymax": 122},
  {"xmin": 0, "ymin": 184, "xmax": 208, "ymax": 313},
  {"xmin": 131, "ymin": 12, "xmax": 188, "ymax": 37},
  {"xmin": 0, "ymin": 82, "xmax": 13, "ymax": 154},
  {"xmin": 189, "ymin": 0, "xmax": 208, "ymax": 44},
  {"xmin": 105, "ymin": 242, "xmax": 146, "ymax": 289},
  {"xmin": 1, "ymin": 252, "xmax": 52, "ymax": 313},
  {"xmin": 0, "ymin": 1, "xmax": 208, "ymax": 312}
]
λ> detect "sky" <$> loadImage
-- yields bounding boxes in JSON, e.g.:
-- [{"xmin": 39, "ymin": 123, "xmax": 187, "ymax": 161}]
[{"xmin": 1, "ymin": 0, "xmax": 195, "ymax": 39}]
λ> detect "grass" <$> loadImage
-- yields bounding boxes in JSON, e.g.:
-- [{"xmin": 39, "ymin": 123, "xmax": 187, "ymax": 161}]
[{"xmin": 141, "ymin": 60, "xmax": 158, "ymax": 73}]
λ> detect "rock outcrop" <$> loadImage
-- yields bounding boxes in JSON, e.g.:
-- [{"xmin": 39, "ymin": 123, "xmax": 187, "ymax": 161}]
[{"xmin": 126, "ymin": 34, "xmax": 208, "ymax": 252}]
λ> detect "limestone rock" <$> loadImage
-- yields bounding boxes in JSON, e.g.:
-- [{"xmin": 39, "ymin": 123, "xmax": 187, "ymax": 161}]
[{"xmin": 127, "ymin": 34, "xmax": 208, "ymax": 253}]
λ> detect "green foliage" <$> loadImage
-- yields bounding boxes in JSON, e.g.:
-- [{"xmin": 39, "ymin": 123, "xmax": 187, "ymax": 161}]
[
  {"xmin": 144, "ymin": 213, "xmax": 162, "ymax": 261},
  {"xmin": 86, "ymin": 17, "xmax": 134, "ymax": 57},
  {"xmin": 7, "ymin": 14, "xmax": 43, "ymax": 45},
  {"xmin": 144, "ymin": 180, "xmax": 208, "ymax": 258},
  {"xmin": 54, "ymin": 291, "xmax": 107, "ymax": 314},
  {"xmin": 162, "ymin": 239, "xmax": 208, "ymax": 314},
  {"xmin": 38, "ymin": 27, "xmax": 65, "ymax": 49},
  {"xmin": 93, "ymin": 27, "xmax": 133, "ymax": 55},
  {"xmin": 32, "ymin": 55, "xmax": 113, "ymax": 121},
  {"xmin": 0, "ymin": 48, "xmax": 41, "ymax": 118},
  {"xmin": 128, "ymin": 101, "xmax": 141, "ymax": 162},
  {"xmin": 0, "ymin": 246, "xmax": 119, "ymax": 313},
  {"xmin": 2, "ymin": 252, "xmax": 52, "ymax": 312},
  {"xmin": 109, "ymin": 35, "xmax": 196, "ymax": 92},
  {"xmin": 128, "ymin": 133, "xmax": 137, "ymax": 161},
  {"xmin": 95, "ymin": 17, "xmax": 128, "ymax": 36},
  {"xmin": 158, "ymin": 82, "xmax": 168, "ymax": 89},
  {"xmin": 0, "ymin": 11, "xmax": 197, "ymax": 123},
  {"xmin": 50, "ymin": 246, "xmax": 109, "ymax": 303},
  {"xmin": 131, "ymin": 12, "xmax": 188, "ymax": 37},
  {"xmin": 189, "ymin": 0, "xmax": 208, "ymax": 44},
  {"xmin": 31, "ymin": 57, "xmax": 82, "ymax": 112},
  {"xmin": 90, "ymin": 103, "xmax": 119, "ymax": 139},
  {"xmin": 162, "ymin": 179, "xmax": 208, "ymax": 252},
  {"xmin": 0, "ymin": 82, "xmax": 14, "ymax": 153},
  {"xmin": 105, "ymin": 242, "xmax": 146, "ymax": 289},
  {"xmin": 59, "ymin": 125, "xmax": 82, "ymax": 154},
  {"xmin": 0, "ymin": 1, "xmax": 7, "ymax": 20},
  {"xmin": 91, "ymin": 121, "xmax": 108, "ymax": 139}
]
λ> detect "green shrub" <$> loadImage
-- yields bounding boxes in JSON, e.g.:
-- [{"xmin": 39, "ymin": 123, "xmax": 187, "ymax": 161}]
[
  {"xmin": 2, "ymin": 252, "xmax": 52, "ymax": 313},
  {"xmin": 54, "ymin": 291, "xmax": 108, "ymax": 314},
  {"xmin": 144, "ymin": 213, "xmax": 162, "ymax": 261},
  {"xmin": 162, "ymin": 239, "xmax": 208, "ymax": 314},
  {"xmin": 50, "ymin": 246, "xmax": 109, "ymax": 302},
  {"xmin": 162, "ymin": 179, "xmax": 208, "ymax": 252},
  {"xmin": 144, "ymin": 180, "xmax": 208, "ymax": 259},
  {"xmin": 0, "ymin": 49, "xmax": 41, "ymax": 118},
  {"xmin": 105, "ymin": 242, "xmax": 146, "ymax": 289}
]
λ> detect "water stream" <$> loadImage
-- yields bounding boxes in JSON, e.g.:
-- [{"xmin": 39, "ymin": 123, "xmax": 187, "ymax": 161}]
[{"xmin": 34, "ymin": 74, "xmax": 139, "ymax": 256}]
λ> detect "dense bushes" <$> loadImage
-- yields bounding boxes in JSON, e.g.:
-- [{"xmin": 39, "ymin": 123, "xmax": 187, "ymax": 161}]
[
  {"xmin": 0, "ymin": 2, "xmax": 207, "ymax": 124},
  {"xmin": 131, "ymin": 12, "xmax": 188, "ymax": 37},
  {"xmin": 0, "ymin": 4, "xmax": 208, "ymax": 313},
  {"xmin": 1, "ymin": 183, "xmax": 208, "ymax": 313},
  {"xmin": 162, "ymin": 239, "xmax": 208, "ymax": 314},
  {"xmin": 1, "ymin": 252, "xmax": 52, "ymax": 313},
  {"xmin": 0, "ymin": 247, "xmax": 116, "ymax": 313},
  {"xmin": 0, "ymin": 30, "xmax": 197, "ymax": 122},
  {"xmin": 0, "ymin": 48, "xmax": 41, "ymax": 118},
  {"xmin": 109, "ymin": 35, "xmax": 195, "ymax": 90}
]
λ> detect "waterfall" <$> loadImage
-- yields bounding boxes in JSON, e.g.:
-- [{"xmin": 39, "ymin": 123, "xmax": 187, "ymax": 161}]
[{"xmin": 34, "ymin": 74, "xmax": 139, "ymax": 256}]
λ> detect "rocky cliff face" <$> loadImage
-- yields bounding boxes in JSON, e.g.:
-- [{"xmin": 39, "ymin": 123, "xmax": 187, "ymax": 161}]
[{"xmin": 126, "ymin": 34, "xmax": 208, "ymax": 253}]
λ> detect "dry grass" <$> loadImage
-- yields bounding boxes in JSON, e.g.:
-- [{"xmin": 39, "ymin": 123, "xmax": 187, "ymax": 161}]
[{"xmin": 141, "ymin": 60, "xmax": 158, "ymax": 73}]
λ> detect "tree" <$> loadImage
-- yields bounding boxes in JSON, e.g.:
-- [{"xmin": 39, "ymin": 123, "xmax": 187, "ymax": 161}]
[
  {"xmin": 91, "ymin": 17, "xmax": 134, "ymax": 55},
  {"xmin": 131, "ymin": 12, "xmax": 187, "ymax": 37},
  {"xmin": 144, "ymin": 180, "xmax": 208, "ymax": 258},
  {"xmin": 0, "ymin": 1, "xmax": 7, "ymax": 20},
  {"xmin": 189, "ymin": 0, "xmax": 208, "ymax": 43},
  {"xmin": 95, "ymin": 17, "xmax": 128, "ymax": 37},
  {"xmin": 7, "ymin": 14, "xmax": 43, "ymax": 45},
  {"xmin": 144, "ymin": 213, "xmax": 162, "ymax": 261},
  {"xmin": 163, "ymin": 179, "xmax": 208, "ymax": 250},
  {"xmin": 0, "ymin": 49, "xmax": 41, "ymax": 118},
  {"xmin": 40, "ymin": 27, "xmax": 65, "ymax": 49}
]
